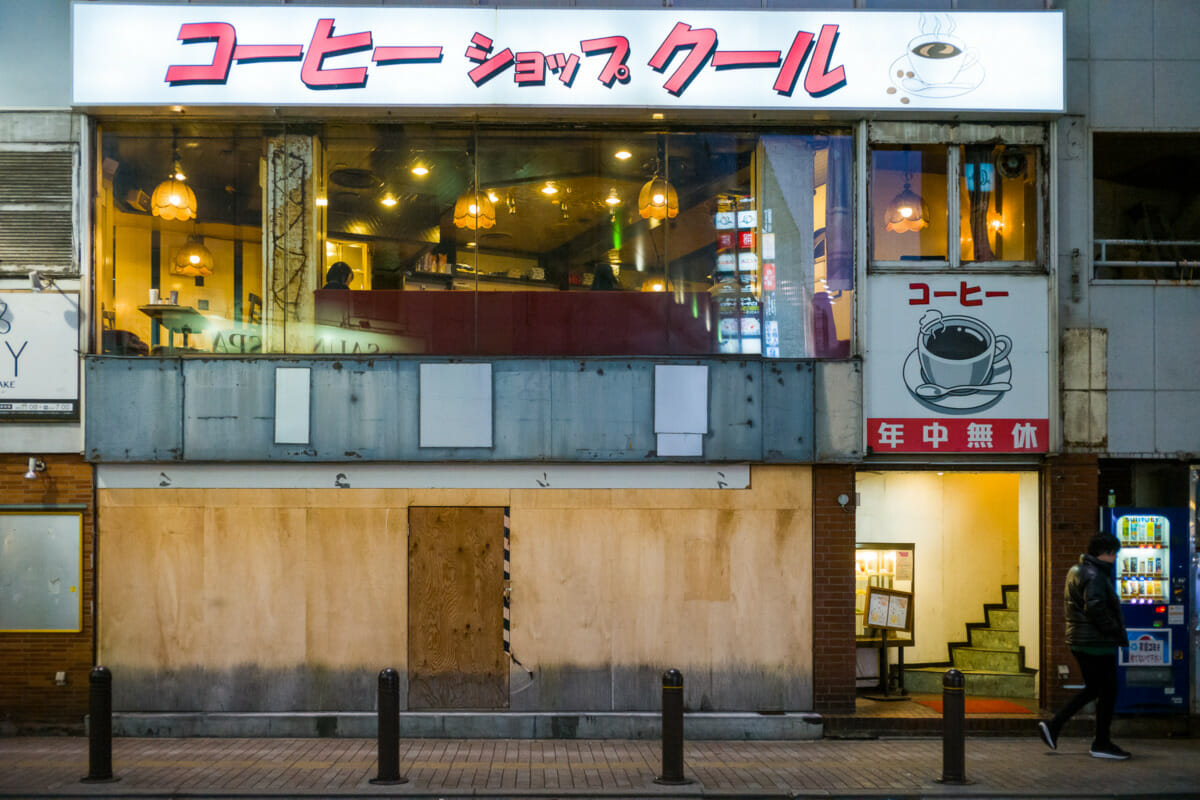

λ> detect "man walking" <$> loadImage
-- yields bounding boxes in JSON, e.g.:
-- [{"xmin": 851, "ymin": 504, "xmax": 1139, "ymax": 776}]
[{"xmin": 1038, "ymin": 531, "xmax": 1130, "ymax": 759}]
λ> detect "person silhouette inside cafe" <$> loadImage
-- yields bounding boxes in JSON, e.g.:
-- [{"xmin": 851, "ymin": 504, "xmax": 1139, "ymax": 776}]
[{"xmin": 323, "ymin": 261, "xmax": 354, "ymax": 290}]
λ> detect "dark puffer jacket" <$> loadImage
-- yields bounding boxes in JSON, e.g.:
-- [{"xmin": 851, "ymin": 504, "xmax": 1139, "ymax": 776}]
[{"xmin": 1064, "ymin": 554, "xmax": 1128, "ymax": 649}]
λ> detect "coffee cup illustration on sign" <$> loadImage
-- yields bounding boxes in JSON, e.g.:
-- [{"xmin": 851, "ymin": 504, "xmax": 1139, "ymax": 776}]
[
  {"xmin": 907, "ymin": 33, "xmax": 977, "ymax": 87},
  {"xmin": 903, "ymin": 309, "xmax": 1013, "ymax": 413},
  {"xmin": 888, "ymin": 15, "xmax": 985, "ymax": 101}
]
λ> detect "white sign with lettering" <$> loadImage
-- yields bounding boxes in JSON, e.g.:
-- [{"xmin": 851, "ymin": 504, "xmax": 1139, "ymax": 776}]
[
  {"xmin": 73, "ymin": 5, "xmax": 1064, "ymax": 112},
  {"xmin": 0, "ymin": 293, "xmax": 80, "ymax": 415}
]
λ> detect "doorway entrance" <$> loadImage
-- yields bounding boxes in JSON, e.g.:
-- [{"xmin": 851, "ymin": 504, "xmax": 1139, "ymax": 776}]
[
  {"xmin": 407, "ymin": 506, "xmax": 507, "ymax": 709},
  {"xmin": 855, "ymin": 471, "xmax": 1040, "ymax": 699}
]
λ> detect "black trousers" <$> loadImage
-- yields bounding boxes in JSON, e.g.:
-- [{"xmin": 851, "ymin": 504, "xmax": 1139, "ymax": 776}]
[{"xmin": 1049, "ymin": 649, "xmax": 1119, "ymax": 747}]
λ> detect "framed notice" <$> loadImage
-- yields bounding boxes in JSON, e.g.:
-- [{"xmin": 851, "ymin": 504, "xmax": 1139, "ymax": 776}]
[
  {"xmin": 864, "ymin": 586, "xmax": 913, "ymax": 633},
  {"xmin": 0, "ymin": 513, "xmax": 83, "ymax": 632}
]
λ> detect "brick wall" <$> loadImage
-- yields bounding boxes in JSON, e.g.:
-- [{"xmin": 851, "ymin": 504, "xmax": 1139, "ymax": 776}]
[
  {"xmin": 812, "ymin": 464, "xmax": 856, "ymax": 714},
  {"xmin": 0, "ymin": 454, "xmax": 94, "ymax": 732},
  {"xmin": 1040, "ymin": 454, "xmax": 1099, "ymax": 712}
]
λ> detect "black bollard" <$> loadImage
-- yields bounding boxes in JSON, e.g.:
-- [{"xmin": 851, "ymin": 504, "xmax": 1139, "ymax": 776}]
[
  {"xmin": 80, "ymin": 666, "xmax": 119, "ymax": 783},
  {"xmin": 654, "ymin": 668, "xmax": 692, "ymax": 785},
  {"xmin": 936, "ymin": 668, "xmax": 971, "ymax": 785},
  {"xmin": 370, "ymin": 668, "xmax": 407, "ymax": 785}
]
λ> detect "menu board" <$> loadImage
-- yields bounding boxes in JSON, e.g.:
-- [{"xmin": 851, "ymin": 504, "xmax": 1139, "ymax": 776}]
[{"xmin": 864, "ymin": 587, "xmax": 913, "ymax": 633}]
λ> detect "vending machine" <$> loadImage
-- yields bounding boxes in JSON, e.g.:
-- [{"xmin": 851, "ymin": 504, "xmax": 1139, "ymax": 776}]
[{"xmin": 1101, "ymin": 507, "xmax": 1190, "ymax": 713}]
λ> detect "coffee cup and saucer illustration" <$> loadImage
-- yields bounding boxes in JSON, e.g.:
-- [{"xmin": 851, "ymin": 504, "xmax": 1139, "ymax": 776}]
[
  {"xmin": 889, "ymin": 20, "xmax": 984, "ymax": 99},
  {"xmin": 903, "ymin": 309, "xmax": 1012, "ymax": 414}
]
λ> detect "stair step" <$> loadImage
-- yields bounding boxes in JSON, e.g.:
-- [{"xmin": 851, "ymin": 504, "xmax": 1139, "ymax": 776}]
[
  {"xmin": 903, "ymin": 667, "xmax": 1035, "ymax": 698},
  {"xmin": 987, "ymin": 608, "xmax": 1019, "ymax": 630},
  {"xmin": 1003, "ymin": 588, "xmax": 1019, "ymax": 611},
  {"xmin": 969, "ymin": 627, "xmax": 1019, "ymax": 650},
  {"xmin": 952, "ymin": 646, "xmax": 1023, "ymax": 673}
]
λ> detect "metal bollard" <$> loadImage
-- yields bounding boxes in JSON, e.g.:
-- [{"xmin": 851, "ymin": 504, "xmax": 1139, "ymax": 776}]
[
  {"xmin": 654, "ymin": 668, "xmax": 692, "ymax": 785},
  {"xmin": 369, "ymin": 668, "xmax": 407, "ymax": 785},
  {"xmin": 936, "ymin": 668, "xmax": 970, "ymax": 785},
  {"xmin": 80, "ymin": 666, "xmax": 119, "ymax": 783}
]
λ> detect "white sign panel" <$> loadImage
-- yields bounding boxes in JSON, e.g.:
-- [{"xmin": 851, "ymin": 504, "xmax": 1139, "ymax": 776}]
[
  {"xmin": 1120, "ymin": 629, "xmax": 1171, "ymax": 667},
  {"xmin": 0, "ymin": 293, "xmax": 79, "ymax": 416},
  {"xmin": 72, "ymin": 5, "xmax": 1063, "ymax": 112},
  {"xmin": 865, "ymin": 274, "xmax": 1049, "ymax": 454}
]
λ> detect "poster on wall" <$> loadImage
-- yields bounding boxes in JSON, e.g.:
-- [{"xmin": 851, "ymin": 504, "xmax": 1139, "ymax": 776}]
[
  {"xmin": 0, "ymin": 293, "xmax": 79, "ymax": 418},
  {"xmin": 865, "ymin": 274, "xmax": 1048, "ymax": 453}
]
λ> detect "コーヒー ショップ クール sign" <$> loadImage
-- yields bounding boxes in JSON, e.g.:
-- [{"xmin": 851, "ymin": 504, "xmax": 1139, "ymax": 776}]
[
  {"xmin": 864, "ymin": 274, "xmax": 1049, "ymax": 454},
  {"xmin": 72, "ymin": 5, "xmax": 1063, "ymax": 112},
  {"xmin": 0, "ymin": 293, "xmax": 80, "ymax": 417}
]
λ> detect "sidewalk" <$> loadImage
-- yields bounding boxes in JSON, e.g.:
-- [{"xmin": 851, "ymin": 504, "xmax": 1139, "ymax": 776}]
[{"xmin": 2, "ymin": 735, "xmax": 1199, "ymax": 799}]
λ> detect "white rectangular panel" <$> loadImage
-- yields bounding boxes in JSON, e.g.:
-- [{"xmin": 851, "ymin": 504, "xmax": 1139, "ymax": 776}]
[
  {"xmin": 657, "ymin": 433, "xmax": 703, "ymax": 457},
  {"xmin": 655, "ymin": 365, "xmax": 708, "ymax": 434},
  {"xmin": 419, "ymin": 363, "xmax": 492, "ymax": 448},
  {"xmin": 274, "ymin": 367, "xmax": 311, "ymax": 444}
]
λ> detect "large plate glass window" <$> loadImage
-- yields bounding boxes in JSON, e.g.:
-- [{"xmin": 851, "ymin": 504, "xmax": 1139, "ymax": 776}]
[{"xmin": 94, "ymin": 124, "xmax": 853, "ymax": 358}]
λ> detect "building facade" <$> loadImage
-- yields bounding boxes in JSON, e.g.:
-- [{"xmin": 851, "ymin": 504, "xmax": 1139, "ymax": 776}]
[{"xmin": 0, "ymin": 0, "xmax": 1196, "ymax": 732}]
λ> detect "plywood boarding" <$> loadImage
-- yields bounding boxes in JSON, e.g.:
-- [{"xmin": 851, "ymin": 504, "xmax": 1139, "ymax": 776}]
[
  {"xmin": 509, "ymin": 469, "xmax": 814, "ymax": 708},
  {"xmin": 407, "ymin": 507, "xmax": 506, "ymax": 710}
]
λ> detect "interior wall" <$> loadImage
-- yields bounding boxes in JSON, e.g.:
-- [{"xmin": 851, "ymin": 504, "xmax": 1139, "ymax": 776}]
[
  {"xmin": 1018, "ymin": 472, "xmax": 1040, "ymax": 673},
  {"xmin": 97, "ymin": 465, "xmax": 813, "ymax": 713},
  {"xmin": 855, "ymin": 471, "xmax": 1024, "ymax": 664}
]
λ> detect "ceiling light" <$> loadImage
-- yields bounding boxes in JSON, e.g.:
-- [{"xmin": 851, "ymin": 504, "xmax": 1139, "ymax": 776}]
[
  {"xmin": 541, "ymin": 183, "xmax": 558, "ymax": 196},
  {"xmin": 615, "ymin": 150, "xmax": 632, "ymax": 160},
  {"xmin": 151, "ymin": 144, "xmax": 197, "ymax": 221},
  {"xmin": 651, "ymin": 113, "xmax": 665, "ymax": 120},
  {"xmin": 381, "ymin": 194, "xmax": 398, "ymax": 207},
  {"xmin": 411, "ymin": 165, "xmax": 429, "ymax": 176},
  {"xmin": 172, "ymin": 235, "xmax": 214, "ymax": 277},
  {"xmin": 487, "ymin": 190, "xmax": 499, "ymax": 203},
  {"xmin": 605, "ymin": 188, "xmax": 621, "ymax": 206},
  {"xmin": 453, "ymin": 188, "xmax": 496, "ymax": 230},
  {"xmin": 884, "ymin": 150, "xmax": 929, "ymax": 233},
  {"xmin": 638, "ymin": 177, "xmax": 678, "ymax": 220},
  {"xmin": 315, "ymin": 197, "xmax": 328, "ymax": 206}
]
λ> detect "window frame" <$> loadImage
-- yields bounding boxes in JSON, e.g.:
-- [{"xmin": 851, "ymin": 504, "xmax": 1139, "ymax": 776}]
[{"xmin": 867, "ymin": 122, "xmax": 1048, "ymax": 274}]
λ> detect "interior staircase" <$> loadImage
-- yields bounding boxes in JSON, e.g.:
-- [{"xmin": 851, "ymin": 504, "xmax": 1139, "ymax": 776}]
[{"xmin": 903, "ymin": 584, "xmax": 1036, "ymax": 698}]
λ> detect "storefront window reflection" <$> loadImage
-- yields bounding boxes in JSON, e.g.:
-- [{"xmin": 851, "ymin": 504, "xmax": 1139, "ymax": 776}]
[
  {"xmin": 959, "ymin": 144, "xmax": 1038, "ymax": 264},
  {"xmin": 96, "ymin": 125, "xmax": 853, "ymax": 358}
]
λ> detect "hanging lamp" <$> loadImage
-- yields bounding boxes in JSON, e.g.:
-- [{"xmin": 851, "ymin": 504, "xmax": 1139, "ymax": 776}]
[
  {"xmin": 151, "ymin": 132, "xmax": 197, "ymax": 221},
  {"xmin": 883, "ymin": 150, "xmax": 928, "ymax": 233},
  {"xmin": 172, "ymin": 234, "xmax": 214, "ymax": 277},
  {"xmin": 638, "ymin": 140, "xmax": 678, "ymax": 220},
  {"xmin": 453, "ymin": 187, "xmax": 496, "ymax": 230}
]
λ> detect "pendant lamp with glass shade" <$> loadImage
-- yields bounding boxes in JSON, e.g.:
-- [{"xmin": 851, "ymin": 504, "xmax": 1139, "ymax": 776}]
[
  {"xmin": 172, "ymin": 235, "xmax": 214, "ymax": 277},
  {"xmin": 884, "ymin": 150, "xmax": 928, "ymax": 233},
  {"xmin": 151, "ymin": 133, "xmax": 197, "ymax": 221},
  {"xmin": 453, "ymin": 186, "xmax": 496, "ymax": 230},
  {"xmin": 638, "ymin": 138, "xmax": 678, "ymax": 220}
]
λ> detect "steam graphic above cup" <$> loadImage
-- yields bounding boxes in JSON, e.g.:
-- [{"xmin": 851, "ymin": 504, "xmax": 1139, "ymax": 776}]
[{"xmin": 916, "ymin": 309, "xmax": 1012, "ymax": 396}]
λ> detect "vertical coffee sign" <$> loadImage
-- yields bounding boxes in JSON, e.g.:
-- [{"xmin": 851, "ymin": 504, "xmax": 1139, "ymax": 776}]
[
  {"xmin": 864, "ymin": 274, "xmax": 1049, "ymax": 453},
  {"xmin": 0, "ymin": 293, "xmax": 80, "ymax": 418}
]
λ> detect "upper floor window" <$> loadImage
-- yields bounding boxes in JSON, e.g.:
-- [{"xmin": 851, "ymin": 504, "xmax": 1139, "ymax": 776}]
[
  {"xmin": 1094, "ymin": 132, "xmax": 1200, "ymax": 281},
  {"xmin": 94, "ymin": 123, "xmax": 854, "ymax": 359},
  {"xmin": 870, "ymin": 126, "xmax": 1043, "ymax": 270}
]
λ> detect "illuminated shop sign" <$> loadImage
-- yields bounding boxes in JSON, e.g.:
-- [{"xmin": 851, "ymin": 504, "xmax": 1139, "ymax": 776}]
[
  {"xmin": 864, "ymin": 274, "xmax": 1049, "ymax": 454},
  {"xmin": 72, "ymin": 5, "xmax": 1063, "ymax": 112},
  {"xmin": 0, "ymin": 293, "xmax": 80, "ymax": 417}
]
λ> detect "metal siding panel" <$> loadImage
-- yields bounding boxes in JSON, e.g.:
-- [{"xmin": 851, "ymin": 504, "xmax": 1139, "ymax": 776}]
[
  {"xmin": 84, "ymin": 357, "xmax": 182, "ymax": 461},
  {"xmin": 309, "ymin": 359, "xmax": 409, "ymax": 460},
  {"xmin": 707, "ymin": 361, "xmax": 762, "ymax": 462},
  {"xmin": 762, "ymin": 360, "xmax": 815, "ymax": 462},
  {"xmin": 549, "ymin": 361, "xmax": 654, "ymax": 461},
  {"xmin": 493, "ymin": 360, "xmax": 551, "ymax": 459},
  {"xmin": 182, "ymin": 359, "xmax": 274, "ymax": 460},
  {"xmin": 815, "ymin": 360, "xmax": 863, "ymax": 461}
]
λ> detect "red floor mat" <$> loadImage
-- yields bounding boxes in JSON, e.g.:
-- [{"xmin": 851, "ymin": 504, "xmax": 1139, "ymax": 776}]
[{"xmin": 916, "ymin": 697, "xmax": 1033, "ymax": 714}]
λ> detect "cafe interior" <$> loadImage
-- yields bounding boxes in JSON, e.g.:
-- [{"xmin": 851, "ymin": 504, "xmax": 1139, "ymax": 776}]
[{"xmin": 94, "ymin": 122, "xmax": 854, "ymax": 359}]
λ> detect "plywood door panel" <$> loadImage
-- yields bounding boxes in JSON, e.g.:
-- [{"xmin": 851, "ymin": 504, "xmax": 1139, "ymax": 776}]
[{"xmin": 408, "ymin": 507, "xmax": 506, "ymax": 709}]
